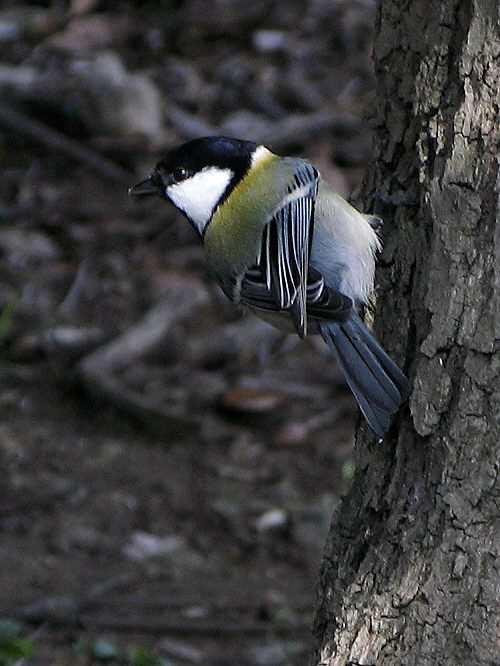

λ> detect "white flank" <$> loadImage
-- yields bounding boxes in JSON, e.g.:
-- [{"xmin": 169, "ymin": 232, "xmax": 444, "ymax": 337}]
[
  {"xmin": 166, "ymin": 167, "xmax": 233, "ymax": 233},
  {"xmin": 311, "ymin": 192, "xmax": 381, "ymax": 304}
]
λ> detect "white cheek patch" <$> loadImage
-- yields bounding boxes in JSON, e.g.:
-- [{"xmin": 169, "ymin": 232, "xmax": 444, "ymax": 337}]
[{"xmin": 166, "ymin": 167, "xmax": 233, "ymax": 233}]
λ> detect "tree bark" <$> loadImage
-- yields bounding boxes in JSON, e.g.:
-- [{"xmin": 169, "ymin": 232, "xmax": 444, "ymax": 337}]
[{"xmin": 313, "ymin": 1, "xmax": 499, "ymax": 664}]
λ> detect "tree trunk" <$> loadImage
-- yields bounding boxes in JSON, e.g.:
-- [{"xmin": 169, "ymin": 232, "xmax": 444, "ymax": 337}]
[{"xmin": 313, "ymin": 1, "xmax": 499, "ymax": 664}]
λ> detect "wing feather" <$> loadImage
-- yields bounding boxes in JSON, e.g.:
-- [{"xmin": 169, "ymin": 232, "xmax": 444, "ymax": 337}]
[
  {"xmin": 239, "ymin": 265, "xmax": 353, "ymax": 323},
  {"xmin": 260, "ymin": 162, "xmax": 319, "ymax": 337}
]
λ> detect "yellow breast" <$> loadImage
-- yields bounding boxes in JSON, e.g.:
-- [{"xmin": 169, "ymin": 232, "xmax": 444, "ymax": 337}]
[{"xmin": 204, "ymin": 149, "xmax": 286, "ymax": 279}]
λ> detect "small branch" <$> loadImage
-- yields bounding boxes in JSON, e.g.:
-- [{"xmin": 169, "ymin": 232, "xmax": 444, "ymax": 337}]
[
  {"xmin": 0, "ymin": 202, "xmax": 159, "ymax": 222},
  {"xmin": 80, "ymin": 616, "xmax": 311, "ymax": 636},
  {"xmin": 78, "ymin": 277, "xmax": 210, "ymax": 434},
  {"xmin": 3, "ymin": 605, "xmax": 310, "ymax": 637},
  {"xmin": 167, "ymin": 103, "xmax": 360, "ymax": 148},
  {"xmin": 0, "ymin": 103, "xmax": 131, "ymax": 183}
]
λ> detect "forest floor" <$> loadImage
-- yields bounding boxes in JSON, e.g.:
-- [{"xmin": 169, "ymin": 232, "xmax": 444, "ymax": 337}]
[{"xmin": 0, "ymin": 1, "xmax": 376, "ymax": 664}]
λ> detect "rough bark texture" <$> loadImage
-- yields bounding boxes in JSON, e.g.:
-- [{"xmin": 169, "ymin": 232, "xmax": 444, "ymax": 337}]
[{"xmin": 313, "ymin": 1, "xmax": 499, "ymax": 665}]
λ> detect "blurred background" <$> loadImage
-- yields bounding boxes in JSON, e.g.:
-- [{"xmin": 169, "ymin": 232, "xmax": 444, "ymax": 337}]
[{"xmin": 0, "ymin": 1, "xmax": 377, "ymax": 664}]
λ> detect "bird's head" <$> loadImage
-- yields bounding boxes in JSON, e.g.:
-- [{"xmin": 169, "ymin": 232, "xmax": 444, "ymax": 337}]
[{"xmin": 129, "ymin": 136, "xmax": 262, "ymax": 235}]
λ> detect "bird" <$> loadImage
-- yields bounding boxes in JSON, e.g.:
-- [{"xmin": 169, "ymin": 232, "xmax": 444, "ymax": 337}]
[{"xmin": 129, "ymin": 136, "xmax": 410, "ymax": 438}]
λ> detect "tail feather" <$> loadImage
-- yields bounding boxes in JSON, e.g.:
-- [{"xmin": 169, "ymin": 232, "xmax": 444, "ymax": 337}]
[{"xmin": 319, "ymin": 313, "xmax": 410, "ymax": 438}]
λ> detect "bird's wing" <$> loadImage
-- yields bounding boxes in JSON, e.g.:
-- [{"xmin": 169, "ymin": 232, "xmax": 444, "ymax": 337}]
[
  {"xmin": 224, "ymin": 161, "xmax": 353, "ymax": 335},
  {"xmin": 303, "ymin": 267, "xmax": 354, "ymax": 320},
  {"xmin": 239, "ymin": 264, "xmax": 353, "ymax": 332},
  {"xmin": 254, "ymin": 161, "xmax": 319, "ymax": 337}
]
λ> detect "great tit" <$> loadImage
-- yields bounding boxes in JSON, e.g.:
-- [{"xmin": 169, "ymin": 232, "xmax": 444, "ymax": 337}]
[{"xmin": 130, "ymin": 136, "xmax": 410, "ymax": 437}]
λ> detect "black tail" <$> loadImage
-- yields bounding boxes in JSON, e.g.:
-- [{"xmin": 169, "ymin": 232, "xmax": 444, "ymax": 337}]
[{"xmin": 319, "ymin": 313, "xmax": 410, "ymax": 438}]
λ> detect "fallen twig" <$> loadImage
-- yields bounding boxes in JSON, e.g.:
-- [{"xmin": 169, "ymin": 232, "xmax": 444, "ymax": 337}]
[
  {"xmin": 80, "ymin": 595, "xmax": 313, "ymax": 614},
  {"xmin": 78, "ymin": 277, "xmax": 210, "ymax": 434},
  {"xmin": 0, "ymin": 201, "xmax": 160, "ymax": 222},
  {"xmin": 167, "ymin": 103, "xmax": 360, "ymax": 148},
  {"xmin": 80, "ymin": 616, "xmax": 311, "ymax": 636},
  {"xmin": 0, "ymin": 103, "xmax": 131, "ymax": 182},
  {"xmin": 3, "ymin": 605, "xmax": 310, "ymax": 637}
]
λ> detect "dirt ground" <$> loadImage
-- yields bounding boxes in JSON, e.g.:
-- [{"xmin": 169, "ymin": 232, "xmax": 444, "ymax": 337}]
[{"xmin": 0, "ymin": 1, "xmax": 376, "ymax": 664}]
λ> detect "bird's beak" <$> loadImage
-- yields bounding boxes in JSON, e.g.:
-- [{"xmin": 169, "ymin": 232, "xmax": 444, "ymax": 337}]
[{"xmin": 128, "ymin": 177, "xmax": 162, "ymax": 198}]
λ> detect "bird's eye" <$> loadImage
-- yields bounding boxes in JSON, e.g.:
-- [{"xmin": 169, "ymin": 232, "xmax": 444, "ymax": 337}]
[{"xmin": 172, "ymin": 167, "xmax": 189, "ymax": 183}]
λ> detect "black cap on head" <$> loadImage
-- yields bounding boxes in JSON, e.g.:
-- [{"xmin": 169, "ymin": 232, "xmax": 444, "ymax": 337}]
[
  {"xmin": 129, "ymin": 136, "xmax": 258, "ymax": 201},
  {"xmin": 156, "ymin": 136, "xmax": 258, "ymax": 177}
]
